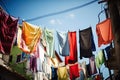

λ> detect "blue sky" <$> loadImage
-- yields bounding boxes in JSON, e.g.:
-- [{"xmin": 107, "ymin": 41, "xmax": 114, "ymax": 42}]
[{"xmin": 0, "ymin": 0, "xmax": 112, "ymax": 79}]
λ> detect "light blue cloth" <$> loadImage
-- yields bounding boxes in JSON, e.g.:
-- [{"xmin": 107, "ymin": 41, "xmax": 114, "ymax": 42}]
[{"xmin": 57, "ymin": 31, "xmax": 69, "ymax": 56}]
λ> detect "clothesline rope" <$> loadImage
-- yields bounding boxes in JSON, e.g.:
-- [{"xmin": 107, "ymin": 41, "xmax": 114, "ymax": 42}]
[{"xmin": 0, "ymin": 0, "xmax": 98, "ymax": 22}]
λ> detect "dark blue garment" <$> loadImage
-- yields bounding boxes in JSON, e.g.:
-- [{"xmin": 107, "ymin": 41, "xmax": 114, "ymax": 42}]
[
  {"xmin": 79, "ymin": 70, "xmax": 85, "ymax": 80},
  {"xmin": 21, "ymin": 52, "xmax": 26, "ymax": 61},
  {"xmin": 105, "ymin": 45, "xmax": 111, "ymax": 60},
  {"xmin": 51, "ymin": 67, "xmax": 58, "ymax": 80}
]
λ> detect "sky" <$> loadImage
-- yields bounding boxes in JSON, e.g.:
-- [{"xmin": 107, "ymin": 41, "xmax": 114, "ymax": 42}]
[{"xmin": 0, "ymin": 0, "xmax": 112, "ymax": 79}]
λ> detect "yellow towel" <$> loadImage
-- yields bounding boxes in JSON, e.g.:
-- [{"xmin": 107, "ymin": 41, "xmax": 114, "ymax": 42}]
[{"xmin": 57, "ymin": 67, "xmax": 69, "ymax": 80}]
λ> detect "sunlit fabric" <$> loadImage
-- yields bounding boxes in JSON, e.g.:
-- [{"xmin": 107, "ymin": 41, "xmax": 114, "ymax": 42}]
[
  {"xmin": 96, "ymin": 18, "xmax": 114, "ymax": 47},
  {"xmin": 79, "ymin": 27, "xmax": 95, "ymax": 59},
  {"xmin": 95, "ymin": 50, "xmax": 105, "ymax": 68},
  {"xmin": 57, "ymin": 31, "xmax": 69, "ymax": 56},
  {"xmin": 57, "ymin": 67, "xmax": 69, "ymax": 80},
  {"xmin": 17, "ymin": 27, "xmax": 30, "ymax": 53},
  {"xmin": 0, "ymin": 10, "xmax": 18, "ymax": 54},
  {"xmin": 44, "ymin": 28, "xmax": 55, "ymax": 58},
  {"xmin": 69, "ymin": 63, "xmax": 79, "ymax": 80},
  {"xmin": 89, "ymin": 56, "xmax": 97, "ymax": 75},
  {"xmin": 21, "ymin": 21, "xmax": 42, "ymax": 53},
  {"xmin": 65, "ymin": 31, "xmax": 77, "ymax": 65}
]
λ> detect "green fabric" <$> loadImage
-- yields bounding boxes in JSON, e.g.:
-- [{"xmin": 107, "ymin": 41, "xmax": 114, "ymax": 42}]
[
  {"xmin": 95, "ymin": 50, "xmax": 105, "ymax": 68},
  {"xmin": 44, "ymin": 28, "xmax": 55, "ymax": 58}
]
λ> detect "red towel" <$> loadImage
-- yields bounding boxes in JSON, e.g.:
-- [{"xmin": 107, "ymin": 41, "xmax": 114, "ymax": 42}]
[
  {"xmin": 69, "ymin": 63, "xmax": 79, "ymax": 80},
  {"xmin": 96, "ymin": 18, "xmax": 114, "ymax": 47},
  {"xmin": 65, "ymin": 31, "xmax": 77, "ymax": 65}
]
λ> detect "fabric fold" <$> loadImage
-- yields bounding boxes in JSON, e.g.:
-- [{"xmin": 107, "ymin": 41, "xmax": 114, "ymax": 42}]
[
  {"xmin": 18, "ymin": 21, "xmax": 42, "ymax": 53},
  {"xmin": 0, "ymin": 10, "xmax": 18, "ymax": 54},
  {"xmin": 96, "ymin": 18, "xmax": 113, "ymax": 47},
  {"xmin": 79, "ymin": 27, "xmax": 96, "ymax": 59},
  {"xmin": 65, "ymin": 31, "xmax": 78, "ymax": 65},
  {"xmin": 44, "ymin": 28, "xmax": 55, "ymax": 58},
  {"xmin": 57, "ymin": 31, "xmax": 69, "ymax": 56}
]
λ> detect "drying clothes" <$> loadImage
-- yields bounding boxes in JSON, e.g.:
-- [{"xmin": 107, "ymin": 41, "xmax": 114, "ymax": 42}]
[
  {"xmin": 21, "ymin": 52, "xmax": 27, "ymax": 61},
  {"xmin": 79, "ymin": 69, "xmax": 85, "ymax": 80},
  {"xmin": 79, "ymin": 27, "xmax": 96, "ymax": 59},
  {"xmin": 57, "ymin": 67, "xmax": 69, "ymax": 80},
  {"xmin": 36, "ymin": 42, "xmax": 45, "ymax": 72},
  {"xmin": 65, "ymin": 31, "xmax": 78, "ymax": 65},
  {"xmin": 105, "ymin": 45, "xmax": 112, "ymax": 60},
  {"xmin": 96, "ymin": 18, "xmax": 114, "ymax": 47},
  {"xmin": 51, "ymin": 67, "xmax": 58, "ymax": 80},
  {"xmin": 89, "ymin": 56, "xmax": 97, "ymax": 75},
  {"xmin": 30, "ymin": 56, "xmax": 37, "ymax": 72},
  {"xmin": 17, "ymin": 27, "xmax": 30, "ymax": 53},
  {"xmin": 34, "ymin": 72, "xmax": 44, "ymax": 80},
  {"xmin": 57, "ymin": 31, "xmax": 70, "ymax": 56},
  {"xmin": 0, "ymin": 10, "xmax": 18, "ymax": 54},
  {"xmin": 44, "ymin": 28, "xmax": 55, "ymax": 58},
  {"xmin": 75, "ymin": 68, "xmax": 85, "ymax": 80},
  {"xmin": 21, "ymin": 21, "xmax": 42, "ymax": 53},
  {"xmin": 95, "ymin": 50, "xmax": 105, "ymax": 68},
  {"xmin": 86, "ymin": 64, "xmax": 91, "ymax": 77},
  {"xmin": 81, "ymin": 61, "xmax": 87, "ymax": 79},
  {"xmin": 69, "ymin": 63, "xmax": 79, "ymax": 80}
]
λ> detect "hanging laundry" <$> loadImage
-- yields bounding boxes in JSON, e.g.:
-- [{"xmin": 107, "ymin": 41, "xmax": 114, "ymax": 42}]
[
  {"xmin": 96, "ymin": 18, "xmax": 114, "ymax": 47},
  {"xmin": 44, "ymin": 28, "xmax": 55, "ymax": 58},
  {"xmin": 95, "ymin": 50, "xmax": 105, "ymax": 68},
  {"xmin": 81, "ymin": 61, "xmax": 87, "ymax": 79},
  {"xmin": 79, "ymin": 27, "xmax": 96, "ymax": 59},
  {"xmin": 51, "ymin": 67, "xmax": 58, "ymax": 80},
  {"xmin": 86, "ymin": 64, "xmax": 91, "ymax": 77},
  {"xmin": 0, "ymin": 10, "xmax": 18, "ymax": 54},
  {"xmin": 21, "ymin": 52, "xmax": 27, "ymax": 61},
  {"xmin": 105, "ymin": 45, "xmax": 112, "ymax": 60},
  {"xmin": 57, "ymin": 31, "xmax": 70, "ymax": 56},
  {"xmin": 89, "ymin": 56, "xmax": 97, "ymax": 75},
  {"xmin": 34, "ymin": 72, "xmax": 44, "ymax": 80},
  {"xmin": 69, "ymin": 63, "xmax": 79, "ymax": 80},
  {"xmin": 65, "ymin": 31, "xmax": 78, "ymax": 65},
  {"xmin": 57, "ymin": 66, "xmax": 69, "ymax": 80},
  {"xmin": 76, "ymin": 65, "xmax": 85, "ymax": 80},
  {"xmin": 21, "ymin": 21, "xmax": 42, "ymax": 53},
  {"xmin": 36, "ymin": 42, "xmax": 45, "ymax": 72},
  {"xmin": 30, "ymin": 56, "xmax": 37, "ymax": 72}
]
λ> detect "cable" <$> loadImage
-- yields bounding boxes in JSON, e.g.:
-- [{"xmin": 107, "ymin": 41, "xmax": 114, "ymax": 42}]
[{"xmin": 25, "ymin": 0, "xmax": 99, "ymax": 22}]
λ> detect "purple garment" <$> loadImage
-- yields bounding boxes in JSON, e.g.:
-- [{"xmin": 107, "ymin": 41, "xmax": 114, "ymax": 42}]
[
  {"xmin": 30, "ymin": 56, "xmax": 37, "ymax": 72},
  {"xmin": 89, "ymin": 56, "xmax": 97, "ymax": 75},
  {"xmin": 0, "ymin": 10, "xmax": 18, "ymax": 54}
]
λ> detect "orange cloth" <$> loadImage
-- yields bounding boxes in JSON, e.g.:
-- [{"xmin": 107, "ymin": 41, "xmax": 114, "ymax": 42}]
[
  {"xmin": 96, "ymin": 18, "xmax": 114, "ymax": 47},
  {"xmin": 18, "ymin": 22, "xmax": 42, "ymax": 53}
]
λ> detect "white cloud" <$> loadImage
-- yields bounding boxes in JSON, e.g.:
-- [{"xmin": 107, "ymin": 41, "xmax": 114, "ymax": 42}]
[
  {"xmin": 50, "ymin": 19, "xmax": 56, "ymax": 24},
  {"xmin": 49, "ymin": 19, "xmax": 62, "ymax": 25},
  {"xmin": 69, "ymin": 13, "xmax": 75, "ymax": 18},
  {"xmin": 56, "ymin": 19, "xmax": 62, "ymax": 25}
]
